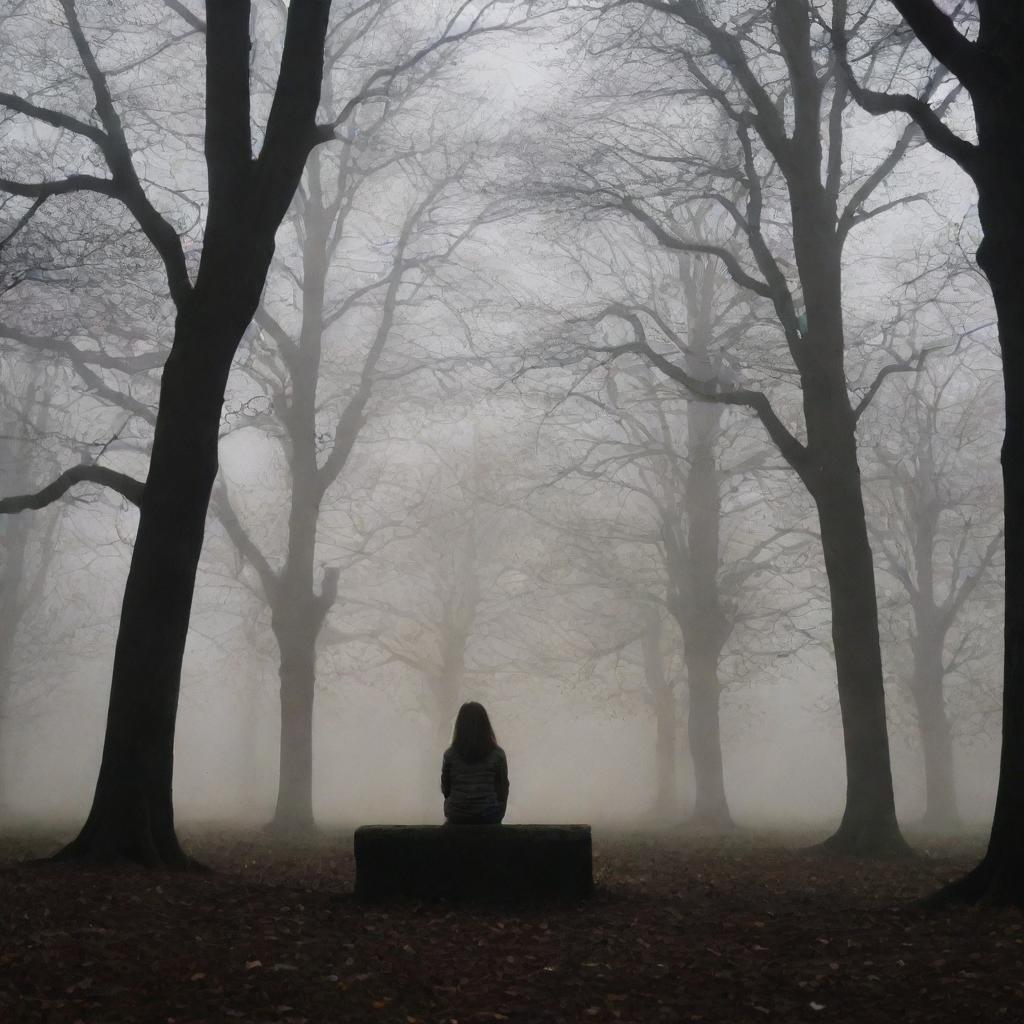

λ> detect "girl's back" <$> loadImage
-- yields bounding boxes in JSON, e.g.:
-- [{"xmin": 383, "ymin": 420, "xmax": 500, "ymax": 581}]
[{"xmin": 441, "ymin": 744, "xmax": 508, "ymax": 823}]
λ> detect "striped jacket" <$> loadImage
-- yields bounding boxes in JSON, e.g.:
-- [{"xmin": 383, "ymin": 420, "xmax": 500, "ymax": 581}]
[{"xmin": 441, "ymin": 745, "xmax": 509, "ymax": 822}]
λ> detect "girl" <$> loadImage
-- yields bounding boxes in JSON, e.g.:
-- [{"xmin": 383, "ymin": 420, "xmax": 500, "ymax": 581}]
[{"xmin": 441, "ymin": 702, "xmax": 509, "ymax": 824}]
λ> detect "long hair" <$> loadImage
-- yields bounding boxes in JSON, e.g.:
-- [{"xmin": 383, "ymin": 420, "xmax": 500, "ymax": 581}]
[{"xmin": 451, "ymin": 701, "xmax": 497, "ymax": 764}]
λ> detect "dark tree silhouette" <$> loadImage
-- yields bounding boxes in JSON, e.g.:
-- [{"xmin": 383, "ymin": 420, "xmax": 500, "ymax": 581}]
[
  {"xmin": 1, "ymin": 0, "xmax": 531, "ymax": 866},
  {"xmin": 217, "ymin": 153, "xmax": 476, "ymax": 835},
  {"xmin": 840, "ymin": 0, "xmax": 1024, "ymax": 904},
  {"xmin": 2, "ymin": 0, "xmax": 533, "ymax": 849},
  {"xmin": 867, "ymin": 361, "xmax": 1001, "ymax": 829},
  {"xmin": 0, "ymin": 0, "xmax": 336, "ymax": 865},
  {"xmin": 598, "ymin": 299, "xmax": 739, "ymax": 828},
  {"xmin": 566, "ymin": 0, "xmax": 938, "ymax": 854},
  {"xmin": 535, "ymin": 239, "xmax": 801, "ymax": 824}
]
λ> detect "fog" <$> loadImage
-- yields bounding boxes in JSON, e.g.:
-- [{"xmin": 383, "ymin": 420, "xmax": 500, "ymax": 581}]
[
  {"xmin": 4, "ymin": 647, "xmax": 1003, "ymax": 830},
  {"xmin": 0, "ymin": 0, "xmax": 1005, "ymax": 852}
]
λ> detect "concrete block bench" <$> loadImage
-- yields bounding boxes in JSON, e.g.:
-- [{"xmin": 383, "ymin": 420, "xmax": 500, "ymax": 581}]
[{"xmin": 353, "ymin": 824, "xmax": 593, "ymax": 902}]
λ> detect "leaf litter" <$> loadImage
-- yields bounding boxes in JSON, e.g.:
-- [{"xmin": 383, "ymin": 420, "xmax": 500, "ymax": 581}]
[{"xmin": 0, "ymin": 828, "xmax": 1020, "ymax": 1023}]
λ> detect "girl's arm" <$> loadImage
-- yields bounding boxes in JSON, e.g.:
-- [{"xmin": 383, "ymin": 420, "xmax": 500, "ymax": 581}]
[{"xmin": 495, "ymin": 751, "xmax": 509, "ymax": 815}]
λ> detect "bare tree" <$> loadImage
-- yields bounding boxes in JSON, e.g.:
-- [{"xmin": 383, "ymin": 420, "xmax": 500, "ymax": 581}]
[
  {"xmin": 837, "ymin": 0, "xmax": 1023, "ymax": 905},
  {"xmin": 637, "ymin": 605, "xmax": 681, "ymax": 815},
  {"xmin": 0, "ymin": 0, "xmax": 350, "ymax": 865},
  {"xmin": 366, "ymin": 443, "xmax": 515, "ymax": 741},
  {"xmin": 543, "ymin": 0, "xmax": 953, "ymax": 853},
  {"xmin": 866, "ymin": 355, "xmax": 1002, "ymax": 827},
  {"xmin": 0, "ymin": 362, "xmax": 65, "ymax": 808},
  {"xmin": 215, "ymin": 132, "xmax": 487, "ymax": 832},
  {"xmin": 525, "ymin": 263, "xmax": 806, "ymax": 825},
  {"xmin": 0, "ymin": 0, "xmax": 540, "ymax": 866}
]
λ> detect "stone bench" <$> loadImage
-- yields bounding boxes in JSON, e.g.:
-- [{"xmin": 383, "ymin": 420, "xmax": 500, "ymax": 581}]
[{"xmin": 353, "ymin": 824, "xmax": 593, "ymax": 902}]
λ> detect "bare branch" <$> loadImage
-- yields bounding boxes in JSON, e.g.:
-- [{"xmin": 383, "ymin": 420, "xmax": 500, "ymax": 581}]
[
  {"xmin": 617, "ymin": 196, "xmax": 773, "ymax": 299},
  {"xmin": 0, "ymin": 174, "xmax": 118, "ymax": 200},
  {"xmin": 315, "ymin": 565, "xmax": 340, "ymax": 618},
  {"xmin": 253, "ymin": 306, "xmax": 299, "ymax": 372},
  {"xmin": 211, "ymin": 483, "xmax": 280, "ymax": 599},
  {"xmin": 163, "ymin": 0, "xmax": 206, "ymax": 33},
  {"xmin": 57, "ymin": 0, "xmax": 193, "ymax": 306},
  {"xmin": 253, "ymin": 0, "xmax": 332, "ymax": 230},
  {"xmin": 315, "ymin": 1, "xmax": 546, "ymax": 140},
  {"xmin": 834, "ymin": 25, "xmax": 978, "ymax": 175},
  {"xmin": 852, "ymin": 345, "xmax": 944, "ymax": 422},
  {"xmin": 616, "ymin": 0, "xmax": 790, "ymax": 156},
  {"xmin": 0, "ymin": 90, "xmax": 107, "ymax": 147},
  {"xmin": 0, "ymin": 196, "xmax": 47, "ymax": 254},
  {"xmin": 942, "ymin": 529, "xmax": 1002, "ymax": 628},
  {"xmin": 0, "ymin": 322, "xmax": 165, "ymax": 374},
  {"xmin": 317, "ymin": 171, "xmax": 462, "ymax": 494},
  {"xmin": 592, "ymin": 305, "xmax": 811, "ymax": 477},
  {"xmin": 888, "ymin": 0, "xmax": 981, "ymax": 85},
  {"xmin": 840, "ymin": 191, "xmax": 929, "ymax": 240},
  {"xmin": 837, "ymin": 71, "xmax": 955, "ymax": 243},
  {"xmin": 0, "ymin": 463, "xmax": 144, "ymax": 514},
  {"xmin": 0, "ymin": 323, "xmax": 160, "ymax": 425}
]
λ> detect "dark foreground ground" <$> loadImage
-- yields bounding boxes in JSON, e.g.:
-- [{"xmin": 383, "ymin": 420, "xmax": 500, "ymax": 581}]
[{"xmin": 0, "ymin": 826, "xmax": 1020, "ymax": 1023}]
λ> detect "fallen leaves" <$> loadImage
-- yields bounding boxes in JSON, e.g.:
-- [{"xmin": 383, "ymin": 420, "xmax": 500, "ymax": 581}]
[{"xmin": 0, "ymin": 828, "xmax": 1020, "ymax": 1023}]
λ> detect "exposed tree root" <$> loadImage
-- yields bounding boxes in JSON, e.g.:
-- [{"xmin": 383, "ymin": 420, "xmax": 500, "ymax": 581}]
[
  {"xmin": 817, "ymin": 819, "xmax": 915, "ymax": 860},
  {"xmin": 925, "ymin": 855, "xmax": 1024, "ymax": 910},
  {"xmin": 48, "ymin": 807, "xmax": 204, "ymax": 871}
]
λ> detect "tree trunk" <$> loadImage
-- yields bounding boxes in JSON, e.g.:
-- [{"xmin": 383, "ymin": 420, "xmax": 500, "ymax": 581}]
[
  {"xmin": 432, "ymin": 610, "xmax": 470, "ymax": 747},
  {"xmin": 642, "ymin": 610, "xmax": 677, "ymax": 816},
  {"xmin": 413, "ymin": 675, "xmax": 459, "ymax": 819},
  {"xmin": 786, "ymin": 161, "xmax": 908, "ymax": 856},
  {"xmin": 679, "ymin": 356, "xmax": 732, "ymax": 829},
  {"xmin": 267, "ymin": 347, "xmax": 325, "ymax": 834},
  {"xmin": 270, "ymin": 624, "xmax": 318, "ymax": 834},
  {"xmin": 46, "ymin": 0, "xmax": 330, "ymax": 866},
  {"xmin": 685, "ymin": 645, "xmax": 732, "ymax": 828},
  {"xmin": 253, "ymin": 153, "xmax": 334, "ymax": 836},
  {"xmin": 0, "ymin": 628, "xmax": 19, "ymax": 818},
  {"xmin": 910, "ymin": 630, "xmax": 959, "ymax": 829},
  {"xmin": 240, "ymin": 652, "xmax": 266, "ymax": 808},
  {"xmin": 57, "ymin": 324, "xmax": 240, "ymax": 866},
  {"xmin": 938, "ymin": 162, "xmax": 1024, "ymax": 901},
  {"xmin": 433, "ymin": 678, "xmax": 460, "ymax": 747},
  {"xmin": 0, "ymin": 671, "xmax": 12, "ymax": 817},
  {"xmin": 912, "ymin": 678, "xmax": 959, "ymax": 830},
  {"xmin": 653, "ymin": 700, "xmax": 677, "ymax": 816},
  {"xmin": 0, "ymin": 515, "xmax": 28, "ymax": 813},
  {"xmin": 815, "ymin": 479, "xmax": 908, "ymax": 856},
  {"xmin": 902, "ymin": 459, "xmax": 959, "ymax": 829}
]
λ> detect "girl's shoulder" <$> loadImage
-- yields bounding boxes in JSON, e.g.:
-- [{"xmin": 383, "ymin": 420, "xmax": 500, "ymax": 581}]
[{"xmin": 492, "ymin": 745, "xmax": 507, "ymax": 762}]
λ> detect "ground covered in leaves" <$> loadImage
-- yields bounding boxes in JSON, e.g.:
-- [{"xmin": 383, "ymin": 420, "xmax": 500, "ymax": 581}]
[{"xmin": 0, "ymin": 825, "xmax": 1020, "ymax": 1023}]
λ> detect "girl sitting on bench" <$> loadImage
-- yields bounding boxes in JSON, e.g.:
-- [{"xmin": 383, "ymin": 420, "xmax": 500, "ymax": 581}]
[{"xmin": 441, "ymin": 702, "xmax": 509, "ymax": 824}]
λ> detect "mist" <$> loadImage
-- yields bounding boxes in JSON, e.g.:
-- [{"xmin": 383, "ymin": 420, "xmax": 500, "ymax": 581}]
[
  {"xmin": 0, "ymin": 0, "xmax": 1006, "ymax": 847},
  {"xmin": 6, "ymin": 3, "xmax": 1024, "ymax": 1021}
]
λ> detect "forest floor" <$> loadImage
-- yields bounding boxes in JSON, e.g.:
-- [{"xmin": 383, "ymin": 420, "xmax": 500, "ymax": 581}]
[{"xmin": 0, "ymin": 825, "xmax": 1020, "ymax": 1024}]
